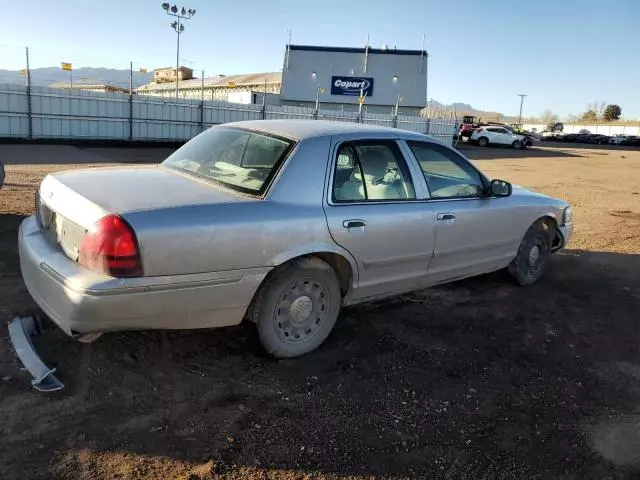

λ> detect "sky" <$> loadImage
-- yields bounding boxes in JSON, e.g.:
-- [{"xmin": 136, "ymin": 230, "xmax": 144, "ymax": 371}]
[{"xmin": 1, "ymin": 0, "xmax": 639, "ymax": 119}]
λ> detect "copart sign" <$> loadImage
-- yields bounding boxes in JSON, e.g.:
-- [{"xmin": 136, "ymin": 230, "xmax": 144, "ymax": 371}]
[{"xmin": 330, "ymin": 76, "xmax": 374, "ymax": 96}]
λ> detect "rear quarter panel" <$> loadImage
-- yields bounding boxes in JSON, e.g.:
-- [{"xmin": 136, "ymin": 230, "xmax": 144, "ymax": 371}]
[{"xmin": 123, "ymin": 136, "xmax": 357, "ymax": 278}]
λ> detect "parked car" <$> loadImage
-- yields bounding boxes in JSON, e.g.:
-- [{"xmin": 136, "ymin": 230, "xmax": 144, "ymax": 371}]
[
  {"xmin": 560, "ymin": 134, "xmax": 579, "ymax": 143},
  {"xmin": 630, "ymin": 136, "xmax": 640, "ymax": 147},
  {"xmin": 502, "ymin": 125, "xmax": 536, "ymax": 147},
  {"xmin": 10, "ymin": 120, "xmax": 574, "ymax": 391},
  {"xmin": 587, "ymin": 134, "xmax": 611, "ymax": 144},
  {"xmin": 471, "ymin": 126, "xmax": 527, "ymax": 149},
  {"xmin": 610, "ymin": 135, "xmax": 632, "ymax": 146},
  {"xmin": 577, "ymin": 133, "xmax": 592, "ymax": 144},
  {"xmin": 540, "ymin": 132, "xmax": 561, "ymax": 141}
]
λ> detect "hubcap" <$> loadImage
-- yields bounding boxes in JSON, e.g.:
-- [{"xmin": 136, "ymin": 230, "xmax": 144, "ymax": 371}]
[
  {"xmin": 275, "ymin": 279, "xmax": 329, "ymax": 344},
  {"xmin": 290, "ymin": 296, "xmax": 313, "ymax": 324},
  {"xmin": 528, "ymin": 245, "xmax": 540, "ymax": 266}
]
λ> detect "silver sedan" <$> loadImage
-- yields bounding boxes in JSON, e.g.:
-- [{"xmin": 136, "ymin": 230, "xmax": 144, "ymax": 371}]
[{"xmin": 12, "ymin": 120, "xmax": 573, "ymax": 390}]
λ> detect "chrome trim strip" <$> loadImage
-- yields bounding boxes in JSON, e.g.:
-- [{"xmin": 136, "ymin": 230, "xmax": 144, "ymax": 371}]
[
  {"xmin": 362, "ymin": 253, "xmax": 432, "ymax": 269},
  {"xmin": 39, "ymin": 262, "xmax": 244, "ymax": 297}
]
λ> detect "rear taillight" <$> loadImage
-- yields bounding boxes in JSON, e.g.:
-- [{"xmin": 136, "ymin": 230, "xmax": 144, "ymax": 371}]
[{"xmin": 78, "ymin": 214, "xmax": 142, "ymax": 277}]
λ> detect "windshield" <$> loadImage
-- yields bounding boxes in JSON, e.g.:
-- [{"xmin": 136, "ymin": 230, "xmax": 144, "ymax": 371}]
[{"xmin": 162, "ymin": 127, "xmax": 294, "ymax": 195}]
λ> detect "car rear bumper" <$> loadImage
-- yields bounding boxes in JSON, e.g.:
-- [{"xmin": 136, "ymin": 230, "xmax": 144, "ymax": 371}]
[{"xmin": 18, "ymin": 215, "xmax": 270, "ymax": 335}]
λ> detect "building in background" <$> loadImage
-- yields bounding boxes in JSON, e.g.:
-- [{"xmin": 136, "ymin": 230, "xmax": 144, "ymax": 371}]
[
  {"xmin": 137, "ymin": 71, "xmax": 281, "ymax": 101},
  {"xmin": 49, "ymin": 82, "xmax": 131, "ymax": 94},
  {"xmin": 153, "ymin": 66, "xmax": 194, "ymax": 83},
  {"xmin": 136, "ymin": 43, "xmax": 429, "ymax": 115},
  {"xmin": 279, "ymin": 44, "xmax": 428, "ymax": 115}
]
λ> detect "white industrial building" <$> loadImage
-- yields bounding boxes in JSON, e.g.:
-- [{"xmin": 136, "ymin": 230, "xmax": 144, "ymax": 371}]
[
  {"xmin": 137, "ymin": 43, "xmax": 428, "ymax": 115},
  {"xmin": 279, "ymin": 44, "xmax": 428, "ymax": 115}
]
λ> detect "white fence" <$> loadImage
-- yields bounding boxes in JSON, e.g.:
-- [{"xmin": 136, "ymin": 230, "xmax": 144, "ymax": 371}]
[
  {"xmin": 524, "ymin": 123, "xmax": 640, "ymax": 136},
  {"xmin": 0, "ymin": 84, "xmax": 456, "ymax": 144}
]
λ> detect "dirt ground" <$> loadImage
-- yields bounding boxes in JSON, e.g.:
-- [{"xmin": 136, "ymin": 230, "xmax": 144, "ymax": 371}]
[{"xmin": 0, "ymin": 143, "xmax": 639, "ymax": 480}]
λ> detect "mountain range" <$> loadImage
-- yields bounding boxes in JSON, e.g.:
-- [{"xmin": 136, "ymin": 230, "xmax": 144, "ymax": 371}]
[{"xmin": 0, "ymin": 67, "xmax": 508, "ymax": 120}]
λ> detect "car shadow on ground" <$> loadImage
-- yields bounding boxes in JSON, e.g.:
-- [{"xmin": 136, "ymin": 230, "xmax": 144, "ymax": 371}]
[
  {"xmin": 456, "ymin": 143, "xmax": 584, "ymax": 160},
  {"xmin": 2, "ymin": 245, "xmax": 640, "ymax": 478}
]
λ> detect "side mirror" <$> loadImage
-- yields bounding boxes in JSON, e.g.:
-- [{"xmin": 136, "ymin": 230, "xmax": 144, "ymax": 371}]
[{"xmin": 489, "ymin": 179, "xmax": 512, "ymax": 197}]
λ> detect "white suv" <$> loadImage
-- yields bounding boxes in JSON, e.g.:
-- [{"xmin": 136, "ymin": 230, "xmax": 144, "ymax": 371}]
[{"xmin": 471, "ymin": 126, "xmax": 527, "ymax": 149}]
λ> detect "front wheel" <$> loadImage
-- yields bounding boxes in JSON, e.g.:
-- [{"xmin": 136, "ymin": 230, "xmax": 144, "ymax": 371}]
[
  {"xmin": 508, "ymin": 221, "xmax": 553, "ymax": 285},
  {"xmin": 512, "ymin": 140, "xmax": 524, "ymax": 150},
  {"xmin": 251, "ymin": 257, "xmax": 341, "ymax": 358}
]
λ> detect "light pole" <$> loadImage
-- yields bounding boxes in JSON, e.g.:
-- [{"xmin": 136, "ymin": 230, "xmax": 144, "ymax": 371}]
[
  {"xmin": 312, "ymin": 71, "xmax": 320, "ymax": 119},
  {"xmin": 395, "ymin": 94, "xmax": 403, "ymax": 116},
  {"xmin": 518, "ymin": 94, "xmax": 527, "ymax": 124},
  {"xmin": 161, "ymin": 3, "xmax": 196, "ymax": 102},
  {"xmin": 392, "ymin": 75, "xmax": 402, "ymax": 125}
]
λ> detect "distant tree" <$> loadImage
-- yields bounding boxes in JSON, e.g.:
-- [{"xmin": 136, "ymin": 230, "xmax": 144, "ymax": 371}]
[
  {"xmin": 603, "ymin": 104, "xmax": 622, "ymax": 121},
  {"xmin": 580, "ymin": 110, "xmax": 598, "ymax": 122},
  {"xmin": 540, "ymin": 109, "xmax": 559, "ymax": 124},
  {"xmin": 597, "ymin": 101, "xmax": 606, "ymax": 119}
]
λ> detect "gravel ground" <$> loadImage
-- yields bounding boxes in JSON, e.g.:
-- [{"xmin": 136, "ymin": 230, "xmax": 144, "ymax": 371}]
[{"xmin": 0, "ymin": 143, "xmax": 639, "ymax": 480}]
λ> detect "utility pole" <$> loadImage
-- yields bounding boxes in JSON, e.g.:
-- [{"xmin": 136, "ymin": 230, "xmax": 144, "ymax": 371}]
[
  {"xmin": 200, "ymin": 69, "xmax": 205, "ymax": 131},
  {"xmin": 129, "ymin": 61, "xmax": 134, "ymax": 141},
  {"xmin": 129, "ymin": 61, "xmax": 133, "ymax": 95},
  {"xmin": 161, "ymin": 3, "xmax": 196, "ymax": 102},
  {"xmin": 518, "ymin": 94, "xmax": 527, "ymax": 124},
  {"xmin": 262, "ymin": 77, "xmax": 267, "ymax": 120},
  {"xmin": 25, "ymin": 47, "xmax": 33, "ymax": 139},
  {"xmin": 200, "ymin": 69, "xmax": 204, "ymax": 102}
]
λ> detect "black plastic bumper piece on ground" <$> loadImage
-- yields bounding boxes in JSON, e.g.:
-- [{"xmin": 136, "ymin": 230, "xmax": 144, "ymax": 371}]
[{"xmin": 8, "ymin": 316, "xmax": 64, "ymax": 392}]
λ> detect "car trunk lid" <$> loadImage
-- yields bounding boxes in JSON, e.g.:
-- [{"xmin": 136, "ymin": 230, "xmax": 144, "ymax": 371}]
[{"xmin": 37, "ymin": 165, "xmax": 252, "ymax": 263}]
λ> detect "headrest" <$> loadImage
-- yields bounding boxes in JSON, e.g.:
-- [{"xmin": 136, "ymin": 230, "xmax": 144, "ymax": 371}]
[{"xmin": 354, "ymin": 150, "xmax": 389, "ymax": 183}]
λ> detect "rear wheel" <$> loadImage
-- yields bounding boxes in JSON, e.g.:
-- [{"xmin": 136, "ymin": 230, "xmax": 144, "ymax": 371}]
[
  {"xmin": 251, "ymin": 257, "xmax": 341, "ymax": 358},
  {"xmin": 478, "ymin": 137, "xmax": 489, "ymax": 147},
  {"xmin": 508, "ymin": 221, "xmax": 553, "ymax": 285}
]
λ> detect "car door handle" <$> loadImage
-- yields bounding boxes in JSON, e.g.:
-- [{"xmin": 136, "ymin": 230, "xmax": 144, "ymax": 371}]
[
  {"xmin": 343, "ymin": 219, "xmax": 367, "ymax": 228},
  {"xmin": 436, "ymin": 213, "xmax": 456, "ymax": 221}
]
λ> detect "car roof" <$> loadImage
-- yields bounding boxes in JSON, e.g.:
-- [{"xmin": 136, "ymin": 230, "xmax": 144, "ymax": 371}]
[{"xmin": 222, "ymin": 119, "xmax": 431, "ymax": 141}]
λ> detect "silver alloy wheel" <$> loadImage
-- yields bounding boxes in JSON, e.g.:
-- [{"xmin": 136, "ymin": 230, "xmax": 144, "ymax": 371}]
[{"xmin": 275, "ymin": 278, "xmax": 329, "ymax": 343}]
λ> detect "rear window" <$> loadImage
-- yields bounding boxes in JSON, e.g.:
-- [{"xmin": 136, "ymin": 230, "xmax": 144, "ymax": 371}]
[{"xmin": 162, "ymin": 127, "xmax": 294, "ymax": 195}]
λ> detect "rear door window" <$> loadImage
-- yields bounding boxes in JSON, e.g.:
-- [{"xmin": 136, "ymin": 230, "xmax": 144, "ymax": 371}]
[{"xmin": 332, "ymin": 141, "xmax": 416, "ymax": 202}]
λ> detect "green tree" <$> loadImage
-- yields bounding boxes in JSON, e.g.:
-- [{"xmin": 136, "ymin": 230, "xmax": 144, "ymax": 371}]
[
  {"xmin": 603, "ymin": 104, "xmax": 622, "ymax": 121},
  {"xmin": 580, "ymin": 110, "xmax": 597, "ymax": 122}
]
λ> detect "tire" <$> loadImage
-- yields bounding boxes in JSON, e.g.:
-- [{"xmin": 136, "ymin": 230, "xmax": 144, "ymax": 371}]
[
  {"xmin": 478, "ymin": 137, "xmax": 489, "ymax": 147},
  {"xmin": 251, "ymin": 257, "xmax": 341, "ymax": 358},
  {"xmin": 512, "ymin": 140, "xmax": 523, "ymax": 150},
  {"xmin": 508, "ymin": 221, "xmax": 553, "ymax": 286}
]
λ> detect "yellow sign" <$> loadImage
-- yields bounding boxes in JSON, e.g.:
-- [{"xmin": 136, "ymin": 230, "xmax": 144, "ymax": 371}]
[
  {"xmin": 358, "ymin": 96, "xmax": 365, "ymax": 104},
  {"xmin": 227, "ymin": 81, "xmax": 236, "ymax": 88},
  {"xmin": 61, "ymin": 62, "xmax": 72, "ymax": 71},
  {"xmin": 19, "ymin": 68, "xmax": 27, "ymax": 75}
]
